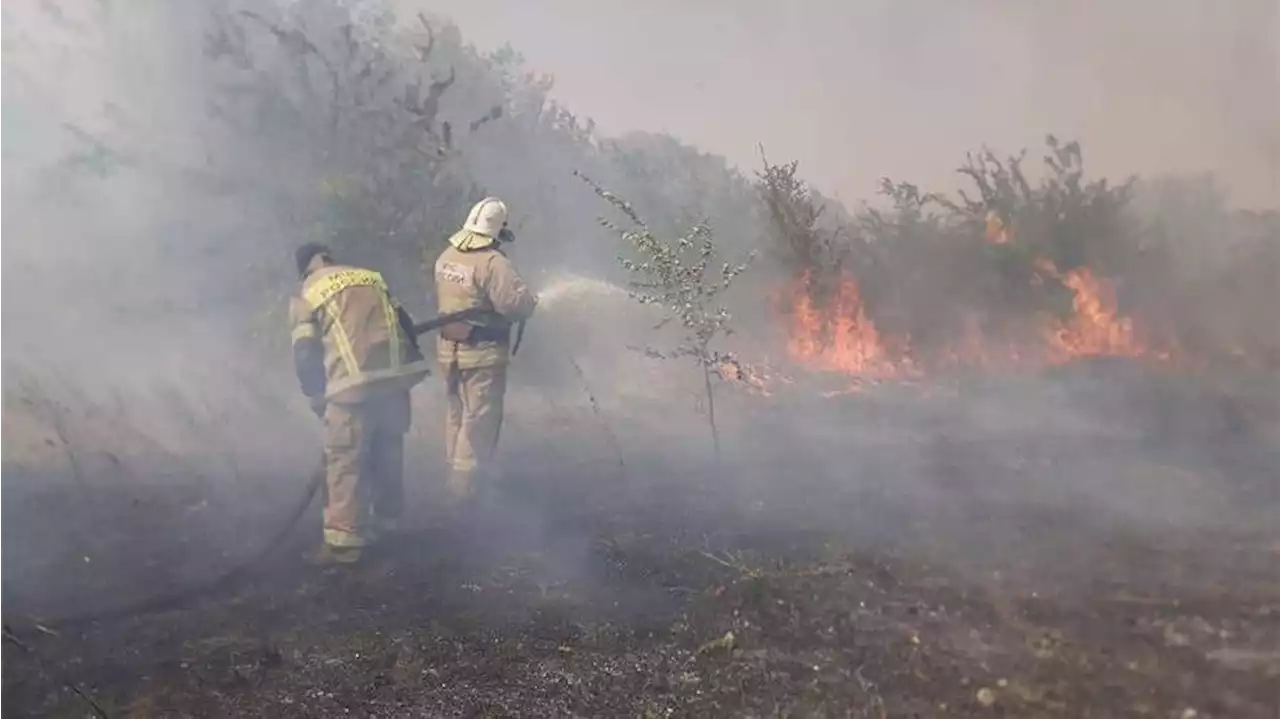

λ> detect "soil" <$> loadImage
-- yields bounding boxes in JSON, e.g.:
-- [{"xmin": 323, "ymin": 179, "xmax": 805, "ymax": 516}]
[{"xmin": 3, "ymin": 369, "xmax": 1279, "ymax": 718}]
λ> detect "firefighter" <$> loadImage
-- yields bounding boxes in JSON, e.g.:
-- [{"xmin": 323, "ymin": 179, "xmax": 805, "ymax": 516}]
[
  {"xmin": 434, "ymin": 197, "xmax": 538, "ymax": 509},
  {"xmin": 290, "ymin": 243, "xmax": 431, "ymax": 564}
]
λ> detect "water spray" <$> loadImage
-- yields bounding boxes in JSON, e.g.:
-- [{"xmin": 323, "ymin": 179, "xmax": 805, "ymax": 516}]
[
  {"xmin": 535, "ymin": 272, "xmax": 630, "ymax": 310},
  {"xmin": 534, "ymin": 272, "xmax": 631, "ymax": 474}
]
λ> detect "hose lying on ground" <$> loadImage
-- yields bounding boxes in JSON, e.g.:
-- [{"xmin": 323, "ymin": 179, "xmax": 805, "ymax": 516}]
[
  {"xmin": 2, "ymin": 459, "xmax": 324, "ymax": 719},
  {"xmin": 3, "ymin": 624, "xmax": 112, "ymax": 717},
  {"xmin": 6, "ymin": 458, "xmax": 325, "ymax": 634},
  {"xmin": 3, "ymin": 310, "xmax": 486, "ymax": 635}
]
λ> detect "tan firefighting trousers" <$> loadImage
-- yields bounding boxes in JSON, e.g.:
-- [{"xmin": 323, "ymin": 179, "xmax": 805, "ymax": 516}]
[
  {"xmin": 322, "ymin": 389, "xmax": 411, "ymax": 548},
  {"xmin": 443, "ymin": 363, "xmax": 508, "ymax": 502}
]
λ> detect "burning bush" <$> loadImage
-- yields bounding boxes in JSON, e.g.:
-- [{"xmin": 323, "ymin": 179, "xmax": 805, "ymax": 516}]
[
  {"xmin": 11, "ymin": 0, "xmax": 1271, "ymax": 385},
  {"xmin": 758, "ymin": 137, "xmax": 1278, "ymax": 378}
]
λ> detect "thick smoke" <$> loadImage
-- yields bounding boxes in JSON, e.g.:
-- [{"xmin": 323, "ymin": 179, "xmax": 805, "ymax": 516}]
[
  {"xmin": 2, "ymin": 8, "xmax": 1277, "ymax": 719},
  {"xmin": 3, "ymin": 2, "xmax": 314, "ymax": 472},
  {"xmin": 1, "ymin": 0, "xmax": 1275, "ymax": 630},
  {"xmin": 422, "ymin": 0, "xmax": 1280, "ymax": 210}
]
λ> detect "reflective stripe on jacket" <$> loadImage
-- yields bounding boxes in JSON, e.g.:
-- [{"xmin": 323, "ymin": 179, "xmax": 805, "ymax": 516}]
[{"xmin": 290, "ymin": 264, "xmax": 430, "ymax": 402}]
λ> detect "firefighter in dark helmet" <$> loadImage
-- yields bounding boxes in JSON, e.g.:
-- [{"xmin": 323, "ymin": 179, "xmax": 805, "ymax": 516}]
[{"xmin": 290, "ymin": 243, "xmax": 431, "ymax": 564}]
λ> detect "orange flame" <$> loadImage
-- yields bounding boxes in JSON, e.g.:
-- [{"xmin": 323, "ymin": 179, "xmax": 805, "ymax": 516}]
[
  {"xmin": 1046, "ymin": 266, "xmax": 1144, "ymax": 361},
  {"xmin": 777, "ymin": 258, "xmax": 1167, "ymax": 388},
  {"xmin": 985, "ymin": 210, "xmax": 1011, "ymax": 245},
  {"xmin": 785, "ymin": 271, "xmax": 901, "ymax": 376},
  {"xmin": 716, "ymin": 357, "xmax": 775, "ymax": 396}
]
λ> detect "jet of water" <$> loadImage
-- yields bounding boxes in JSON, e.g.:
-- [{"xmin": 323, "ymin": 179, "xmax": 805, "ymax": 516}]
[{"xmin": 535, "ymin": 272, "xmax": 629, "ymax": 311}]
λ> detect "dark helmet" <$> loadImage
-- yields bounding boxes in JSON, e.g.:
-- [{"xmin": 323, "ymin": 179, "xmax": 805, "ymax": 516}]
[{"xmin": 295, "ymin": 242, "xmax": 333, "ymax": 277}]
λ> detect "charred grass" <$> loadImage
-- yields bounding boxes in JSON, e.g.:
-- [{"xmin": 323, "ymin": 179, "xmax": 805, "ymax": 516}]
[{"xmin": 3, "ymin": 370, "xmax": 1278, "ymax": 718}]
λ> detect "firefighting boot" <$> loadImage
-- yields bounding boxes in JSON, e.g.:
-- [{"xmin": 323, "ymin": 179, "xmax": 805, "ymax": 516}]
[{"xmin": 306, "ymin": 543, "xmax": 364, "ymax": 566}]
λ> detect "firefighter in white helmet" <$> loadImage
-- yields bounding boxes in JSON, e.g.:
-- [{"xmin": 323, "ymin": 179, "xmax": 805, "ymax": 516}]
[{"xmin": 433, "ymin": 197, "xmax": 538, "ymax": 508}]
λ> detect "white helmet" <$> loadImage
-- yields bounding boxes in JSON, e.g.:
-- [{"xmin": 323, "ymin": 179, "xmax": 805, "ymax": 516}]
[{"xmin": 462, "ymin": 197, "xmax": 509, "ymax": 238}]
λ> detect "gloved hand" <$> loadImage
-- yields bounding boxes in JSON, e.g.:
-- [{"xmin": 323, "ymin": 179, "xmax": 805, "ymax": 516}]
[{"xmin": 310, "ymin": 397, "xmax": 326, "ymax": 419}]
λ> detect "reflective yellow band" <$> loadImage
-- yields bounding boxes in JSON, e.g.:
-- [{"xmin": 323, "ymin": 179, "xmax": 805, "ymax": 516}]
[
  {"xmin": 323, "ymin": 360, "xmax": 432, "ymax": 400},
  {"xmin": 291, "ymin": 324, "xmax": 317, "ymax": 343},
  {"xmin": 436, "ymin": 348, "xmax": 509, "ymax": 370},
  {"xmin": 304, "ymin": 269, "xmax": 387, "ymax": 311},
  {"xmin": 324, "ymin": 527, "xmax": 369, "ymax": 548},
  {"xmin": 326, "ymin": 309, "xmax": 361, "ymax": 381},
  {"xmin": 451, "ymin": 458, "xmax": 478, "ymax": 471},
  {"xmin": 379, "ymin": 295, "xmax": 401, "ymax": 370}
]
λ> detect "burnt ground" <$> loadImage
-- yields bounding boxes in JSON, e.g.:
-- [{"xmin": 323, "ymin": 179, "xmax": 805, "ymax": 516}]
[{"xmin": 3, "ymin": 367, "xmax": 1279, "ymax": 718}]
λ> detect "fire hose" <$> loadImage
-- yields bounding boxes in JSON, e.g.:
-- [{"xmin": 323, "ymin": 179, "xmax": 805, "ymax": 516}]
[{"xmin": 2, "ymin": 307, "xmax": 494, "ymax": 639}]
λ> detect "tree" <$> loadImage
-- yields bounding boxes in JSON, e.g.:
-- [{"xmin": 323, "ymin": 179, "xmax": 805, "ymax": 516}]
[
  {"xmin": 576, "ymin": 171, "xmax": 752, "ymax": 457},
  {"xmin": 756, "ymin": 153, "xmax": 846, "ymax": 277}
]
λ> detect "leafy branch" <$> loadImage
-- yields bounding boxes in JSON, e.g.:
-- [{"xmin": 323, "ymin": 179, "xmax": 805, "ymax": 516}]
[{"xmin": 576, "ymin": 170, "xmax": 753, "ymax": 457}]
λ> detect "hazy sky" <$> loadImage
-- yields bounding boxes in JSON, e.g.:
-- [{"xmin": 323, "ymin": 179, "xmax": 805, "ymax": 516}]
[{"xmin": 416, "ymin": 0, "xmax": 1279, "ymax": 208}]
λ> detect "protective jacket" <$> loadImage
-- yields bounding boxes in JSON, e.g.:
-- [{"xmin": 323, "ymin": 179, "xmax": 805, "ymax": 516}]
[
  {"xmin": 434, "ymin": 236, "xmax": 538, "ymax": 370},
  {"xmin": 290, "ymin": 263, "xmax": 430, "ymax": 403}
]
